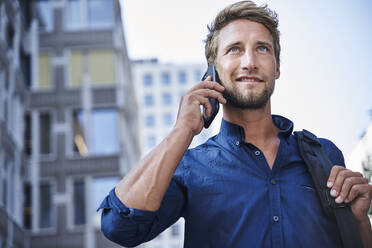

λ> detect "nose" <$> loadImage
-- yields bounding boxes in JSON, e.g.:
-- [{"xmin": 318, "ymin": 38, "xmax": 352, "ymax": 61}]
[{"xmin": 241, "ymin": 50, "xmax": 258, "ymax": 72}]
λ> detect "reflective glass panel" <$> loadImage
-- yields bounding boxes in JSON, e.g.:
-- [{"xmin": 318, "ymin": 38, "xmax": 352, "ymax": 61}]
[
  {"xmin": 38, "ymin": 54, "xmax": 51, "ymax": 89},
  {"xmin": 40, "ymin": 183, "xmax": 53, "ymax": 228},
  {"xmin": 88, "ymin": 0, "xmax": 114, "ymax": 28},
  {"xmin": 91, "ymin": 109, "xmax": 118, "ymax": 155},
  {"xmin": 69, "ymin": 51, "xmax": 83, "ymax": 87},
  {"xmin": 92, "ymin": 177, "xmax": 119, "ymax": 212},
  {"xmin": 73, "ymin": 180, "xmax": 85, "ymax": 225},
  {"xmin": 36, "ymin": 0, "xmax": 54, "ymax": 31},
  {"xmin": 66, "ymin": 0, "xmax": 82, "ymax": 30},
  {"xmin": 89, "ymin": 50, "xmax": 115, "ymax": 85}
]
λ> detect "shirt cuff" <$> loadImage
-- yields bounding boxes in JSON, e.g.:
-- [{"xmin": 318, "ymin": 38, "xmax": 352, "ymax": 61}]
[{"xmin": 97, "ymin": 188, "xmax": 157, "ymax": 221}]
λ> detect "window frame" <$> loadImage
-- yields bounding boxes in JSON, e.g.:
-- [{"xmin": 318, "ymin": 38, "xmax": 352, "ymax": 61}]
[
  {"xmin": 36, "ymin": 50, "xmax": 55, "ymax": 91},
  {"xmin": 64, "ymin": 0, "xmax": 115, "ymax": 31},
  {"xmin": 35, "ymin": 0, "xmax": 55, "ymax": 33},
  {"xmin": 38, "ymin": 179, "xmax": 57, "ymax": 233},
  {"xmin": 68, "ymin": 107, "xmax": 120, "ymax": 158},
  {"xmin": 38, "ymin": 108, "xmax": 56, "ymax": 161}
]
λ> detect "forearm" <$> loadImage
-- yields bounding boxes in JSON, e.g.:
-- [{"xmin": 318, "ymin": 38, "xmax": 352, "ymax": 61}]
[
  {"xmin": 359, "ymin": 217, "xmax": 372, "ymax": 248},
  {"xmin": 115, "ymin": 125, "xmax": 194, "ymax": 211}
]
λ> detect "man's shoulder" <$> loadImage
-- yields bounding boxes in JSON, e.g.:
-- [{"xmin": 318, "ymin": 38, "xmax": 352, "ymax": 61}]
[
  {"xmin": 294, "ymin": 130, "xmax": 345, "ymax": 166},
  {"xmin": 182, "ymin": 135, "xmax": 221, "ymax": 162}
]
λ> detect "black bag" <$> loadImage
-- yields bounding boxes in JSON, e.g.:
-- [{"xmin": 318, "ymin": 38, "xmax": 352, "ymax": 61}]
[{"xmin": 295, "ymin": 129, "xmax": 363, "ymax": 248}]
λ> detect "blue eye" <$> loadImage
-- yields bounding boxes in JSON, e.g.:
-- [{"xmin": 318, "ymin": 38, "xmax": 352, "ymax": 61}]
[
  {"xmin": 258, "ymin": 46, "xmax": 268, "ymax": 52},
  {"xmin": 228, "ymin": 46, "xmax": 239, "ymax": 53}
]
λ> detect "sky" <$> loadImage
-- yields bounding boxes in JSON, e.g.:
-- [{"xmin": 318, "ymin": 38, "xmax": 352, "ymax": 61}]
[{"xmin": 120, "ymin": 0, "xmax": 372, "ymax": 159}]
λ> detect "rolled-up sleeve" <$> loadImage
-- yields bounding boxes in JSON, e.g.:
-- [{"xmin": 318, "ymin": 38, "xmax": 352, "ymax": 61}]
[{"xmin": 98, "ymin": 165, "xmax": 187, "ymax": 247}]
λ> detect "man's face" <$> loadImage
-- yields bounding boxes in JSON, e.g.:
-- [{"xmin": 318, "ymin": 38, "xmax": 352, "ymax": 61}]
[{"xmin": 215, "ymin": 19, "xmax": 280, "ymax": 109}]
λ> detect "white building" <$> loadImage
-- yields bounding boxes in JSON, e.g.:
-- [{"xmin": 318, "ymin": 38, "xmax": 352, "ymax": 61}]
[
  {"xmin": 132, "ymin": 58, "xmax": 221, "ymax": 248},
  {"xmin": 346, "ymin": 117, "xmax": 372, "ymax": 220},
  {"xmin": 346, "ymin": 120, "xmax": 372, "ymax": 177}
]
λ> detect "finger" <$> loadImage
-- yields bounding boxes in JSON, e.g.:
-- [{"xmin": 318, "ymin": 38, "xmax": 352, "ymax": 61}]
[
  {"xmin": 336, "ymin": 176, "xmax": 368, "ymax": 203},
  {"xmin": 189, "ymin": 80, "xmax": 225, "ymax": 93},
  {"xmin": 344, "ymin": 179, "xmax": 371, "ymax": 203},
  {"xmin": 191, "ymin": 94, "xmax": 213, "ymax": 117},
  {"xmin": 330, "ymin": 169, "xmax": 360, "ymax": 198},
  {"xmin": 193, "ymin": 88, "xmax": 227, "ymax": 104},
  {"xmin": 327, "ymin": 165, "xmax": 345, "ymax": 188},
  {"xmin": 203, "ymin": 75, "xmax": 212, "ymax": 81}
]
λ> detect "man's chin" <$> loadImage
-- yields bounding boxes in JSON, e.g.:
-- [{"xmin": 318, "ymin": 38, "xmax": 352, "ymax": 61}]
[{"xmin": 225, "ymin": 96, "xmax": 269, "ymax": 110}]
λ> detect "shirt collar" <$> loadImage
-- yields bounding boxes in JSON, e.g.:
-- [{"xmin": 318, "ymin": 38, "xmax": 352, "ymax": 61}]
[{"xmin": 219, "ymin": 114, "xmax": 294, "ymax": 141}]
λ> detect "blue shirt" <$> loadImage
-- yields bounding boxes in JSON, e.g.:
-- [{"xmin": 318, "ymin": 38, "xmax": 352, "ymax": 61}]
[{"xmin": 99, "ymin": 115, "xmax": 344, "ymax": 247}]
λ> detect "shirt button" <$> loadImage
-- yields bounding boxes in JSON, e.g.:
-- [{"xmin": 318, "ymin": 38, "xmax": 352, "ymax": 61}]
[
  {"xmin": 273, "ymin": 216, "xmax": 279, "ymax": 222},
  {"xmin": 236, "ymin": 141, "xmax": 240, "ymax": 146},
  {"xmin": 254, "ymin": 151, "xmax": 260, "ymax": 156},
  {"xmin": 270, "ymin": 179, "xmax": 276, "ymax": 185}
]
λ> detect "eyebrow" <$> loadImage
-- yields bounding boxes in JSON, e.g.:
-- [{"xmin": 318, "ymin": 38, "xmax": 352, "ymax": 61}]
[
  {"xmin": 223, "ymin": 40, "xmax": 274, "ymax": 51},
  {"xmin": 257, "ymin": 41, "xmax": 274, "ymax": 48},
  {"xmin": 223, "ymin": 41, "xmax": 241, "ymax": 50}
]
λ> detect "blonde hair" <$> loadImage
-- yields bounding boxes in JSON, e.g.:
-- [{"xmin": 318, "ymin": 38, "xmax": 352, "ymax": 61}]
[{"xmin": 205, "ymin": 1, "xmax": 280, "ymax": 65}]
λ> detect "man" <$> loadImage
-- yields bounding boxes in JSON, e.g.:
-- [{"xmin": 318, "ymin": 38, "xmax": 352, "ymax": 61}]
[{"xmin": 99, "ymin": 1, "xmax": 372, "ymax": 247}]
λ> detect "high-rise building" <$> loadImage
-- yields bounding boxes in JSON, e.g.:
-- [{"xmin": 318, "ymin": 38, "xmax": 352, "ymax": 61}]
[
  {"xmin": 1, "ymin": 0, "xmax": 141, "ymax": 247},
  {"xmin": 0, "ymin": 0, "xmax": 33, "ymax": 247},
  {"xmin": 132, "ymin": 58, "xmax": 220, "ymax": 247}
]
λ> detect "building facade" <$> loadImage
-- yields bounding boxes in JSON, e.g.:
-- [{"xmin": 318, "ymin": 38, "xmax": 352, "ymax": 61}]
[
  {"xmin": 0, "ymin": 0, "xmax": 33, "ymax": 247},
  {"xmin": 346, "ymin": 116, "xmax": 372, "ymax": 176},
  {"xmin": 132, "ymin": 59, "xmax": 220, "ymax": 247},
  {"xmin": 1, "ymin": 0, "xmax": 141, "ymax": 247}
]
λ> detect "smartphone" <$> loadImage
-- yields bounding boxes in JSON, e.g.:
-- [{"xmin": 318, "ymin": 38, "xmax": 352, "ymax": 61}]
[{"xmin": 201, "ymin": 64, "xmax": 220, "ymax": 128}]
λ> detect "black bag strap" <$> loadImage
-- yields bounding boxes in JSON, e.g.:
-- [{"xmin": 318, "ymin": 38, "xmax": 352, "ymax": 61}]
[{"xmin": 295, "ymin": 129, "xmax": 363, "ymax": 248}]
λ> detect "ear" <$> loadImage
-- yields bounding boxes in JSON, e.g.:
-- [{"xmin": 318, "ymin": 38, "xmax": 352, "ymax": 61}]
[{"xmin": 275, "ymin": 63, "xmax": 280, "ymax": 79}]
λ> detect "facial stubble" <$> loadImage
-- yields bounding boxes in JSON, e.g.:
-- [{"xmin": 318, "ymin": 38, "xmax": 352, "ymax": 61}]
[{"xmin": 222, "ymin": 79, "xmax": 275, "ymax": 110}]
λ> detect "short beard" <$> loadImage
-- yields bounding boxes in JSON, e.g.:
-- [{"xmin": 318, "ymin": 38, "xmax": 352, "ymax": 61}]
[{"xmin": 222, "ymin": 84, "xmax": 274, "ymax": 110}]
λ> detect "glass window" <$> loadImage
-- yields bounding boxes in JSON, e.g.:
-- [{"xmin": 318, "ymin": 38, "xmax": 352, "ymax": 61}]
[
  {"xmin": 66, "ymin": 0, "xmax": 83, "ymax": 30},
  {"xmin": 72, "ymin": 109, "xmax": 118, "ymax": 156},
  {"xmin": 88, "ymin": 0, "xmax": 114, "ymax": 28},
  {"xmin": 24, "ymin": 114, "xmax": 32, "ymax": 156},
  {"xmin": 92, "ymin": 177, "xmax": 119, "ymax": 212},
  {"xmin": 145, "ymin": 115, "xmax": 155, "ymax": 127},
  {"xmin": 35, "ymin": 0, "xmax": 54, "ymax": 32},
  {"xmin": 91, "ymin": 109, "xmax": 118, "ymax": 155},
  {"xmin": 72, "ymin": 110, "xmax": 88, "ymax": 156},
  {"xmin": 89, "ymin": 50, "xmax": 115, "ymax": 86},
  {"xmin": 144, "ymin": 94, "xmax": 154, "ymax": 106},
  {"xmin": 163, "ymin": 113, "xmax": 173, "ymax": 126},
  {"xmin": 162, "ymin": 93, "xmax": 172, "ymax": 105},
  {"xmin": 40, "ymin": 112, "xmax": 51, "ymax": 155},
  {"xmin": 23, "ymin": 183, "xmax": 32, "ymax": 229},
  {"xmin": 179, "ymin": 91, "xmax": 185, "ymax": 102},
  {"xmin": 178, "ymin": 71, "xmax": 187, "ymax": 84},
  {"xmin": 69, "ymin": 51, "xmax": 83, "ymax": 87},
  {"xmin": 161, "ymin": 72, "xmax": 170, "ymax": 85},
  {"xmin": 40, "ymin": 183, "xmax": 53, "ymax": 228},
  {"xmin": 195, "ymin": 69, "xmax": 202, "ymax": 82},
  {"xmin": 147, "ymin": 136, "xmax": 156, "ymax": 148},
  {"xmin": 73, "ymin": 180, "xmax": 85, "ymax": 225},
  {"xmin": 143, "ymin": 73, "xmax": 153, "ymax": 87},
  {"xmin": 38, "ymin": 54, "xmax": 51, "ymax": 89}
]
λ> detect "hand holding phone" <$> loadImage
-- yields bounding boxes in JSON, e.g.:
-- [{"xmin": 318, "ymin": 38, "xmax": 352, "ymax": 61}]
[{"xmin": 202, "ymin": 64, "xmax": 221, "ymax": 128}]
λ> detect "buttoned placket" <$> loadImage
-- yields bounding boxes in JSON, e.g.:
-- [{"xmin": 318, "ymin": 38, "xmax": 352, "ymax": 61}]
[{"xmin": 243, "ymin": 139, "xmax": 284, "ymax": 248}]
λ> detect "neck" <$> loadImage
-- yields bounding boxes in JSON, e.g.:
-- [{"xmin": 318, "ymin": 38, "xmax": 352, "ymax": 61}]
[{"xmin": 223, "ymin": 100, "xmax": 279, "ymax": 144}]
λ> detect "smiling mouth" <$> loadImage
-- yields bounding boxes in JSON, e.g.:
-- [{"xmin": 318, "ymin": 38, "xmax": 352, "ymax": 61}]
[{"xmin": 236, "ymin": 76, "xmax": 264, "ymax": 84}]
